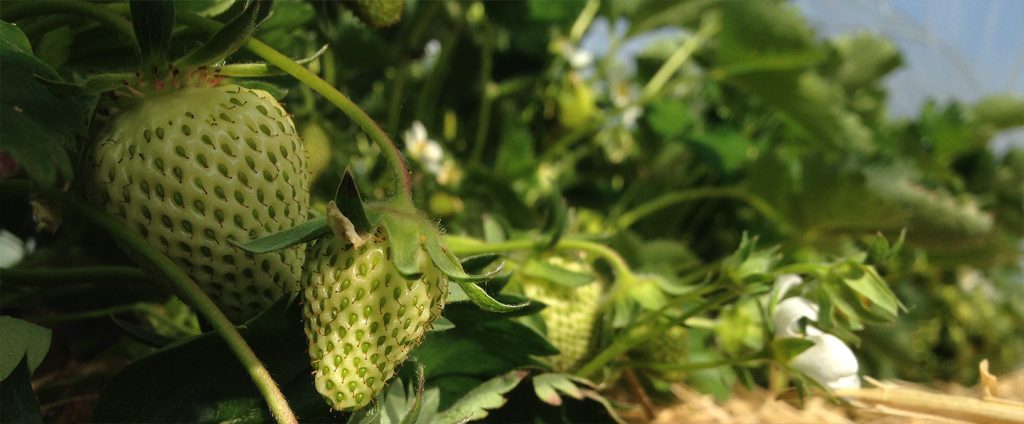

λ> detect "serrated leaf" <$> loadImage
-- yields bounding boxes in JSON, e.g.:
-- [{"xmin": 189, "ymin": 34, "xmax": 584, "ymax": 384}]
[
  {"xmin": 0, "ymin": 316, "xmax": 51, "ymax": 380},
  {"xmin": 335, "ymin": 168, "xmax": 371, "ymax": 233},
  {"xmin": 433, "ymin": 370, "xmax": 528, "ymax": 423},
  {"xmin": 531, "ymin": 373, "xmax": 583, "ymax": 406},
  {"xmin": 520, "ymin": 258, "xmax": 595, "ymax": 288},
  {"xmin": 232, "ymin": 216, "xmax": 329, "ymax": 254},
  {"xmin": 0, "ymin": 356, "xmax": 42, "ymax": 424},
  {"xmin": 131, "ymin": 0, "xmax": 175, "ymax": 69}
]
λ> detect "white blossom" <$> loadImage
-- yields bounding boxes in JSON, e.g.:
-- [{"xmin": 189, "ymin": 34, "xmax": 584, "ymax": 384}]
[
  {"xmin": 772, "ymin": 275, "xmax": 861, "ymax": 390},
  {"xmin": 403, "ymin": 121, "xmax": 444, "ymax": 174},
  {"xmin": 0, "ymin": 230, "xmax": 33, "ymax": 268}
]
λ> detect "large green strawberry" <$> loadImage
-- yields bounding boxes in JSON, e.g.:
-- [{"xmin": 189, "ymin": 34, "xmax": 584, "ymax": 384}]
[
  {"xmin": 84, "ymin": 82, "xmax": 310, "ymax": 322},
  {"xmin": 301, "ymin": 227, "xmax": 447, "ymax": 411},
  {"xmin": 518, "ymin": 255, "xmax": 603, "ymax": 373}
]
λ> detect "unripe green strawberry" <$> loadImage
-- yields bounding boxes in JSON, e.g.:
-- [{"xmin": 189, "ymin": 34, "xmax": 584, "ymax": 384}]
[
  {"xmin": 84, "ymin": 82, "xmax": 310, "ymax": 322},
  {"xmin": 638, "ymin": 325, "xmax": 688, "ymax": 381},
  {"xmin": 301, "ymin": 228, "xmax": 447, "ymax": 411},
  {"xmin": 519, "ymin": 256, "xmax": 603, "ymax": 373},
  {"xmin": 351, "ymin": 0, "xmax": 404, "ymax": 28}
]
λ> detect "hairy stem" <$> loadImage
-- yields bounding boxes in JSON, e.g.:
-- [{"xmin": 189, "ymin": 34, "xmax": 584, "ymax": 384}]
[{"xmin": 0, "ymin": 180, "xmax": 297, "ymax": 424}]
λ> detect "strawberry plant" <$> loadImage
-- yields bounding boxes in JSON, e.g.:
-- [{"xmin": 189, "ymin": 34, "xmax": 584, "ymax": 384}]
[{"xmin": 1, "ymin": 1, "xmax": 1022, "ymax": 423}]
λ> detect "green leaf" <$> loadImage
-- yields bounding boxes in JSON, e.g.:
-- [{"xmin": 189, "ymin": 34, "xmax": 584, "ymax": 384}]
[
  {"xmin": 35, "ymin": 26, "xmax": 73, "ymax": 69},
  {"xmin": 689, "ymin": 131, "xmax": 753, "ymax": 175},
  {"xmin": 457, "ymin": 282, "xmax": 529, "ymax": 313},
  {"xmin": 0, "ymin": 316, "xmax": 51, "ymax": 380},
  {"xmin": 646, "ymin": 99, "xmax": 692, "ymax": 137},
  {"xmin": 531, "ymin": 373, "xmax": 583, "ymax": 406},
  {"xmin": 335, "ymin": 168, "xmax": 371, "ymax": 234},
  {"xmin": 831, "ymin": 32, "xmax": 902, "ymax": 90},
  {"xmin": 972, "ymin": 94, "xmax": 1024, "ymax": 130},
  {"xmin": 459, "ymin": 254, "xmax": 504, "ymax": 276},
  {"xmin": 837, "ymin": 263, "xmax": 902, "ymax": 322},
  {"xmin": 176, "ymin": 0, "xmax": 268, "ymax": 68},
  {"xmin": 520, "ymin": 258, "xmax": 595, "ymax": 288},
  {"xmin": 414, "ymin": 303, "xmax": 556, "ymax": 382},
  {"xmin": 433, "ymin": 370, "xmax": 528, "ymax": 423},
  {"xmin": 538, "ymin": 191, "xmax": 568, "ymax": 250},
  {"xmin": 131, "ymin": 0, "xmax": 175, "ymax": 69},
  {"xmin": 232, "ymin": 216, "xmax": 329, "ymax": 254},
  {"xmin": 770, "ymin": 338, "xmax": 815, "ymax": 363},
  {"xmin": 94, "ymin": 296, "xmax": 333, "ymax": 422},
  {"xmin": 0, "ymin": 356, "xmax": 42, "ymax": 424},
  {"xmin": 110, "ymin": 315, "xmax": 176, "ymax": 348},
  {"xmin": 0, "ymin": 21, "xmax": 82, "ymax": 186}
]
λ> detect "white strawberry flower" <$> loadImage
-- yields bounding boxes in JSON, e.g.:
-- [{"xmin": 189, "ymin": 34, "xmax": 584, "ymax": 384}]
[
  {"xmin": 0, "ymin": 230, "xmax": 33, "ymax": 268},
  {"xmin": 772, "ymin": 274, "xmax": 861, "ymax": 390},
  {"xmin": 403, "ymin": 121, "xmax": 444, "ymax": 174}
]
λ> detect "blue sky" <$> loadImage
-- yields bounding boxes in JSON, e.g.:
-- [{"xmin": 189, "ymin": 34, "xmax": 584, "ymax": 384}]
[{"xmin": 793, "ymin": 0, "xmax": 1024, "ymax": 151}]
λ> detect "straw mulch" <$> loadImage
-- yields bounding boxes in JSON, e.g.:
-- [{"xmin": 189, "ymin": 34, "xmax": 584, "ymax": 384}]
[{"xmin": 645, "ymin": 361, "xmax": 1024, "ymax": 424}]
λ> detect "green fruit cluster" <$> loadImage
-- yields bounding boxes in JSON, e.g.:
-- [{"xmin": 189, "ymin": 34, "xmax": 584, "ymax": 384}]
[
  {"xmin": 301, "ymin": 229, "xmax": 447, "ymax": 411},
  {"xmin": 85, "ymin": 84, "xmax": 310, "ymax": 322}
]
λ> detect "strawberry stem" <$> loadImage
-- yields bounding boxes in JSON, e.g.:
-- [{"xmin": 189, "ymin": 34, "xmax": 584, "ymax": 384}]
[
  {"xmin": 613, "ymin": 187, "xmax": 792, "ymax": 234},
  {"xmin": 176, "ymin": 11, "xmax": 416, "ymax": 208},
  {"xmin": 0, "ymin": 179, "xmax": 299, "ymax": 424}
]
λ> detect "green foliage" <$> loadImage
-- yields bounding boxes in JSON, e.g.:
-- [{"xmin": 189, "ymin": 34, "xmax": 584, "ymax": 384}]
[{"xmin": 1, "ymin": 0, "xmax": 1022, "ymax": 420}]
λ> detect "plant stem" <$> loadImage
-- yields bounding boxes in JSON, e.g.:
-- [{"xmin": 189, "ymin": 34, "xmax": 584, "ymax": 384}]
[
  {"xmin": 623, "ymin": 368, "xmax": 655, "ymax": 420},
  {"xmin": 0, "ymin": 180, "xmax": 297, "ymax": 424},
  {"xmin": 640, "ymin": 13, "xmax": 719, "ymax": 103},
  {"xmin": 176, "ymin": 11, "xmax": 414, "ymax": 208},
  {"xmin": 470, "ymin": 23, "xmax": 495, "ymax": 165},
  {"xmin": 0, "ymin": 266, "xmax": 150, "ymax": 286},
  {"xmin": 445, "ymin": 235, "xmax": 634, "ymax": 283},
  {"xmin": 615, "ymin": 187, "xmax": 791, "ymax": 233},
  {"xmin": 0, "ymin": 0, "xmax": 135, "ymax": 44},
  {"xmin": 575, "ymin": 290, "xmax": 738, "ymax": 379},
  {"xmin": 624, "ymin": 352, "xmax": 763, "ymax": 373},
  {"xmin": 569, "ymin": 0, "xmax": 601, "ymax": 43}
]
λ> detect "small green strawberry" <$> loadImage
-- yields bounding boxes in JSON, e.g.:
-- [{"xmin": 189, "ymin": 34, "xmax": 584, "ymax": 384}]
[
  {"xmin": 518, "ymin": 255, "xmax": 603, "ymax": 373},
  {"xmin": 637, "ymin": 325, "xmax": 688, "ymax": 381},
  {"xmin": 84, "ymin": 77, "xmax": 310, "ymax": 322},
  {"xmin": 351, "ymin": 0, "xmax": 405, "ymax": 28},
  {"xmin": 301, "ymin": 226, "xmax": 447, "ymax": 411}
]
